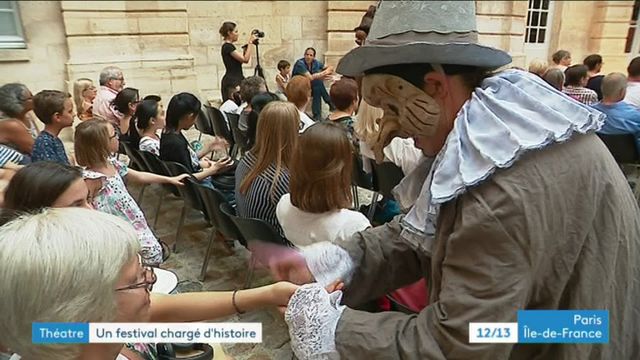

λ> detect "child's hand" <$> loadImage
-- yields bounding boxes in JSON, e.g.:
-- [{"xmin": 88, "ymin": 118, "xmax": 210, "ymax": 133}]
[
  {"xmin": 168, "ymin": 174, "xmax": 190, "ymax": 186},
  {"xmin": 210, "ymin": 157, "xmax": 234, "ymax": 173},
  {"xmin": 269, "ymin": 281, "xmax": 301, "ymax": 307}
]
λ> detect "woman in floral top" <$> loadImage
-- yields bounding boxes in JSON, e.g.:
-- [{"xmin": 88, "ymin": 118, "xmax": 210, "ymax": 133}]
[{"xmin": 74, "ymin": 119, "xmax": 188, "ymax": 265}]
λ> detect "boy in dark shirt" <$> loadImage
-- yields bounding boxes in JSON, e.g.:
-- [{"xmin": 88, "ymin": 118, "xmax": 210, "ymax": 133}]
[{"xmin": 32, "ymin": 90, "xmax": 74, "ymax": 165}]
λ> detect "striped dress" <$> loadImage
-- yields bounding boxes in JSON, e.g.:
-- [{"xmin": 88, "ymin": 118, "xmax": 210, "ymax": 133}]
[{"xmin": 234, "ymin": 152, "xmax": 290, "ymax": 236}]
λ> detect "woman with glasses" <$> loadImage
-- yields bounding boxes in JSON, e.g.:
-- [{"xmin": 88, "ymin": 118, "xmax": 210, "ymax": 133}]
[{"xmin": 0, "ymin": 208, "xmax": 299, "ymax": 360}]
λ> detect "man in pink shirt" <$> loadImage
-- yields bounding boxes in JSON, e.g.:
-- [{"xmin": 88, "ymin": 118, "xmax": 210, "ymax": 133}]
[{"xmin": 92, "ymin": 66, "xmax": 125, "ymax": 128}]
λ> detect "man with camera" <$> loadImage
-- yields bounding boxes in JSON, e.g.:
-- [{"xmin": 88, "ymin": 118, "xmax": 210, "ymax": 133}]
[{"xmin": 292, "ymin": 47, "xmax": 335, "ymax": 121}]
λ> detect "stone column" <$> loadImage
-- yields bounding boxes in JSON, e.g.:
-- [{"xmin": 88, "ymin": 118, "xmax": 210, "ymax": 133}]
[{"xmin": 325, "ymin": 1, "xmax": 377, "ymax": 69}]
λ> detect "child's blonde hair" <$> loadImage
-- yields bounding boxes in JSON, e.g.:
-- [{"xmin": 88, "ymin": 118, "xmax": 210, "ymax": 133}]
[
  {"xmin": 74, "ymin": 119, "xmax": 113, "ymax": 168},
  {"xmin": 354, "ymin": 100, "xmax": 384, "ymax": 149}
]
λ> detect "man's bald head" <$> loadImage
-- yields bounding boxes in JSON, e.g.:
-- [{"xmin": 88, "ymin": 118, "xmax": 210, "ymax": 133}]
[{"xmin": 601, "ymin": 72, "xmax": 627, "ymax": 102}]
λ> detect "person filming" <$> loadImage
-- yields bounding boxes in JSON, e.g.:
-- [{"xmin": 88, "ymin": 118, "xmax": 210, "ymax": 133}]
[{"xmin": 219, "ymin": 21, "xmax": 257, "ymax": 101}]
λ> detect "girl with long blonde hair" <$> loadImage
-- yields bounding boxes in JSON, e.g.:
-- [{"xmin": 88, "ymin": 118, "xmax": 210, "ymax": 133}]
[{"xmin": 235, "ymin": 101, "xmax": 299, "ymax": 235}]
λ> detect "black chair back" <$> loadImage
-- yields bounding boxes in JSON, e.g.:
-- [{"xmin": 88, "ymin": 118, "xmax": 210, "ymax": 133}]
[
  {"xmin": 121, "ymin": 140, "xmax": 147, "ymax": 172},
  {"xmin": 597, "ymin": 133, "xmax": 639, "ymax": 164},
  {"xmin": 205, "ymin": 105, "xmax": 235, "ymax": 148},
  {"xmin": 219, "ymin": 202, "xmax": 291, "ymax": 257},
  {"xmin": 352, "ymin": 153, "xmax": 373, "ymax": 190},
  {"xmin": 226, "ymin": 112, "xmax": 248, "ymax": 156},
  {"xmin": 372, "ymin": 161, "xmax": 405, "ymax": 199},
  {"xmin": 194, "ymin": 180, "xmax": 246, "ymax": 247},
  {"xmin": 196, "ymin": 108, "xmax": 216, "ymax": 137},
  {"xmin": 139, "ymin": 151, "xmax": 180, "ymax": 197},
  {"xmin": 163, "ymin": 161, "xmax": 207, "ymax": 218}
]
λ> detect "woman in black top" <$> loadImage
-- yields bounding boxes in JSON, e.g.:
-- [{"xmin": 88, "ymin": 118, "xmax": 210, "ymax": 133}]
[
  {"xmin": 159, "ymin": 93, "xmax": 233, "ymax": 187},
  {"xmin": 219, "ymin": 22, "xmax": 257, "ymax": 101}
]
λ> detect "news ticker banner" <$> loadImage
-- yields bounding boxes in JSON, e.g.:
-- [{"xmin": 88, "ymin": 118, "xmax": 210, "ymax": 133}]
[
  {"xmin": 469, "ymin": 310, "xmax": 609, "ymax": 344},
  {"xmin": 32, "ymin": 323, "xmax": 261, "ymax": 344}
]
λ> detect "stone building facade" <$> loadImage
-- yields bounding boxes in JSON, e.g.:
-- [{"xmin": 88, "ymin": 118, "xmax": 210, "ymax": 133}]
[{"xmin": 0, "ymin": 1, "xmax": 637, "ymax": 105}]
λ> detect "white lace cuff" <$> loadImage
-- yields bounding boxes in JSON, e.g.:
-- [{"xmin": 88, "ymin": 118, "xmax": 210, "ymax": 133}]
[
  {"xmin": 302, "ymin": 242, "xmax": 356, "ymax": 287},
  {"xmin": 285, "ymin": 283, "xmax": 346, "ymax": 360}
]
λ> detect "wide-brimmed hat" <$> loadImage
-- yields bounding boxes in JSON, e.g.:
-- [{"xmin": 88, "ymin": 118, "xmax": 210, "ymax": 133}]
[{"xmin": 337, "ymin": 1, "xmax": 512, "ymax": 76}]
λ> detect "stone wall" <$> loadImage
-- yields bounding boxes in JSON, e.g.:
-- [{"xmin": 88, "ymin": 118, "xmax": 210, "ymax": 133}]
[
  {"xmin": 0, "ymin": 1, "xmax": 68, "ymax": 93},
  {"xmin": 1, "ymin": 0, "xmax": 636, "ymax": 106}
]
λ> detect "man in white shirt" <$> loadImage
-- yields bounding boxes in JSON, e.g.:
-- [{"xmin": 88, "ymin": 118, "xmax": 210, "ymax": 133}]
[
  {"xmin": 624, "ymin": 57, "xmax": 640, "ymax": 107},
  {"xmin": 92, "ymin": 66, "xmax": 125, "ymax": 127}
]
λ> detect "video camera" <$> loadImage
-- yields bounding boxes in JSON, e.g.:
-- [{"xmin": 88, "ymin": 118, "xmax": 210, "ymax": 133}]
[{"xmin": 251, "ymin": 29, "xmax": 265, "ymax": 45}]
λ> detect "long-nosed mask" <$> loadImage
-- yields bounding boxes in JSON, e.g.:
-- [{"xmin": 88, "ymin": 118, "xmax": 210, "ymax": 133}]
[{"xmin": 361, "ymin": 73, "xmax": 441, "ymax": 162}]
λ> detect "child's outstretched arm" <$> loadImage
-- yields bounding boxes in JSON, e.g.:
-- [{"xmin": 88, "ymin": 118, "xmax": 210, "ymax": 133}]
[{"xmin": 126, "ymin": 169, "xmax": 188, "ymax": 186}]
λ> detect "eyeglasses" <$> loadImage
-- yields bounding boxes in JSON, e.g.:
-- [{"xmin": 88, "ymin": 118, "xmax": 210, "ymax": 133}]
[
  {"xmin": 115, "ymin": 265, "xmax": 156, "ymax": 292},
  {"xmin": 109, "ymin": 132, "xmax": 120, "ymax": 140}
]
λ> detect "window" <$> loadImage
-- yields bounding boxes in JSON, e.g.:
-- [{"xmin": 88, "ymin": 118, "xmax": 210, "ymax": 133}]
[
  {"xmin": 0, "ymin": 1, "xmax": 26, "ymax": 49},
  {"xmin": 525, "ymin": 0, "xmax": 551, "ymax": 44}
]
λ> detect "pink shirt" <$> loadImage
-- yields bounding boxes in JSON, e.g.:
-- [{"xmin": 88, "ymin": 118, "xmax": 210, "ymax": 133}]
[{"xmin": 92, "ymin": 86, "xmax": 123, "ymax": 127}]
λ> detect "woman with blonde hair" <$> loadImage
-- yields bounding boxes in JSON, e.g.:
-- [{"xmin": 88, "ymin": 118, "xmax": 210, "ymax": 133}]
[
  {"xmin": 276, "ymin": 122, "xmax": 370, "ymax": 246},
  {"xmin": 528, "ymin": 59, "xmax": 548, "ymax": 77},
  {"xmin": 0, "ymin": 208, "xmax": 298, "ymax": 360},
  {"xmin": 235, "ymin": 101, "xmax": 299, "ymax": 235},
  {"xmin": 73, "ymin": 78, "xmax": 97, "ymax": 121}
]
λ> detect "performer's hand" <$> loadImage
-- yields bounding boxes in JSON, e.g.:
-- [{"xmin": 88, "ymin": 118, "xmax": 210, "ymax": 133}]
[{"xmin": 268, "ymin": 247, "xmax": 315, "ymax": 285}]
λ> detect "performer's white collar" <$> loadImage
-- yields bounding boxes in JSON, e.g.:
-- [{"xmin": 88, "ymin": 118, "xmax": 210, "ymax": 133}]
[{"xmin": 400, "ymin": 69, "xmax": 605, "ymax": 239}]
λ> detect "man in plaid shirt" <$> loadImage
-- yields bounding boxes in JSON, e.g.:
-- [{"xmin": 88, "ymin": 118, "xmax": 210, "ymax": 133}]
[{"xmin": 563, "ymin": 64, "xmax": 598, "ymax": 105}]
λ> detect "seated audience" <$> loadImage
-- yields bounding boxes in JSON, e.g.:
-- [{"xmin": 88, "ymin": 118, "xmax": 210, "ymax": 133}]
[
  {"xmin": 277, "ymin": 122, "xmax": 370, "ymax": 246},
  {"xmin": 159, "ymin": 92, "xmax": 233, "ymax": 191},
  {"xmin": 592, "ymin": 72, "xmax": 640, "ymax": 152},
  {"xmin": 134, "ymin": 99, "xmax": 164, "ymax": 156},
  {"xmin": 275, "ymin": 60, "xmax": 291, "ymax": 100},
  {"xmin": 551, "ymin": 49, "xmax": 571, "ymax": 71},
  {"xmin": 0, "ymin": 207, "xmax": 298, "ymax": 360},
  {"xmin": 112, "ymin": 87, "xmax": 140, "ymax": 140},
  {"xmin": 528, "ymin": 59, "xmax": 548, "ymax": 77},
  {"xmin": 238, "ymin": 76, "xmax": 267, "ymax": 136},
  {"xmin": 327, "ymin": 77, "xmax": 358, "ymax": 144},
  {"xmin": 220, "ymin": 84, "xmax": 241, "ymax": 115},
  {"xmin": 75, "ymin": 119, "xmax": 188, "ymax": 265},
  {"xmin": 93, "ymin": 65, "xmax": 126, "ymax": 127},
  {"xmin": 562, "ymin": 64, "xmax": 598, "ymax": 105},
  {"xmin": 624, "ymin": 56, "xmax": 640, "ymax": 107},
  {"xmin": 73, "ymin": 77, "xmax": 97, "ymax": 121},
  {"xmin": 235, "ymin": 101, "xmax": 299, "ymax": 235},
  {"xmin": 584, "ymin": 54, "xmax": 604, "ymax": 100},
  {"xmin": 0, "ymin": 83, "xmax": 36, "ymax": 155},
  {"xmin": 31, "ymin": 90, "xmax": 74, "ymax": 165},
  {"xmin": 285, "ymin": 75, "xmax": 315, "ymax": 132},
  {"xmin": 543, "ymin": 68, "xmax": 565, "ymax": 91}
]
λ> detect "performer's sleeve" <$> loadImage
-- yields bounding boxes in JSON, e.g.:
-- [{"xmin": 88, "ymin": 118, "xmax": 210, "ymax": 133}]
[
  {"xmin": 334, "ymin": 192, "xmax": 532, "ymax": 359},
  {"xmin": 304, "ymin": 216, "xmax": 427, "ymax": 308}
]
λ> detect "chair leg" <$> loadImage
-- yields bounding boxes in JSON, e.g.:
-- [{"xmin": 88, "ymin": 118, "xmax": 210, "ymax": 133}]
[
  {"xmin": 137, "ymin": 184, "xmax": 147, "ymax": 205},
  {"xmin": 367, "ymin": 192, "xmax": 379, "ymax": 221},
  {"xmin": 243, "ymin": 255, "xmax": 256, "ymax": 289},
  {"xmin": 199, "ymin": 227, "xmax": 216, "ymax": 282},
  {"xmin": 153, "ymin": 190, "xmax": 166, "ymax": 229},
  {"xmin": 173, "ymin": 204, "xmax": 187, "ymax": 253}
]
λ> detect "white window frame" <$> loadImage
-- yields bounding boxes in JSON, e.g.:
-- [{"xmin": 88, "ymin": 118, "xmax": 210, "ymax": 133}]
[
  {"xmin": 0, "ymin": 0, "xmax": 26, "ymax": 49},
  {"xmin": 525, "ymin": 0, "xmax": 552, "ymax": 45}
]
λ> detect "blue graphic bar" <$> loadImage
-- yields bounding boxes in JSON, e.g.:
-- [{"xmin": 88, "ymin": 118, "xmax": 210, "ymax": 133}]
[
  {"xmin": 517, "ymin": 310, "xmax": 609, "ymax": 343},
  {"xmin": 32, "ymin": 322, "xmax": 89, "ymax": 344}
]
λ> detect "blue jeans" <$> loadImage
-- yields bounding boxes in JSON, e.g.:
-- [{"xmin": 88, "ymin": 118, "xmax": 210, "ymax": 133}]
[{"xmin": 311, "ymin": 84, "xmax": 334, "ymax": 121}]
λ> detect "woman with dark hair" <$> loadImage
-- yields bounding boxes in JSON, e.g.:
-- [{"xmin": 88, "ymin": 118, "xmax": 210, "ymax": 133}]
[
  {"xmin": 111, "ymin": 87, "xmax": 140, "ymax": 138},
  {"xmin": 276, "ymin": 122, "xmax": 370, "ymax": 246},
  {"xmin": 159, "ymin": 93, "xmax": 233, "ymax": 187},
  {"xmin": 0, "ymin": 83, "xmax": 37, "ymax": 156},
  {"xmin": 219, "ymin": 21, "xmax": 257, "ymax": 101},
  {"xmin": 2, "ymin": 161, "xmax": 94, "ymax": 212},
  {"xmin": 134, "ymin": 99, "xmax": 164, "ymax": 155}
]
